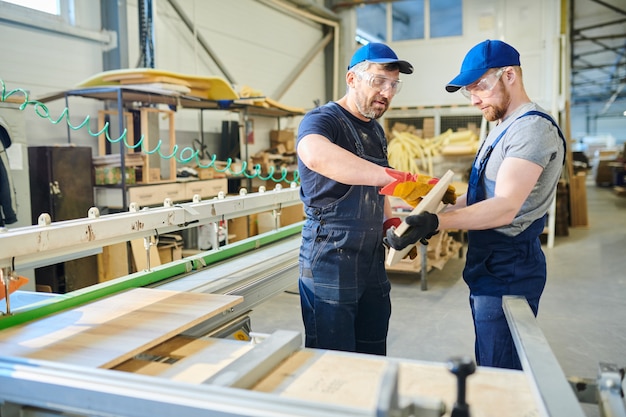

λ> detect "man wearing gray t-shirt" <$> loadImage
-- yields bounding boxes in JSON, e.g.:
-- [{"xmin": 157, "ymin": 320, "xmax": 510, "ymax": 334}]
[{"xmin": 385, "ymin": 40, "xmax": 565, "ymax": 369}]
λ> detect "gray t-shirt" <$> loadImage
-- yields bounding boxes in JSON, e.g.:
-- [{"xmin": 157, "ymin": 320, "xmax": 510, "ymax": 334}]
[{"xmin": 476, "ymin": 102, "xmax": 565, "ymax": 236}]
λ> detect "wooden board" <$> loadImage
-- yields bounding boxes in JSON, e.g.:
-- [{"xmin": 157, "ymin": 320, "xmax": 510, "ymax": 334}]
[
  {"xmin": 255, "ymin": 351, "xmax": 538, "ymax": 416},
  {"xmin": 76, "ymin": 68, "xmax": 239, "ymax": 101},
  {"xmin": 114, "ymin": 336, "xmax": 538, "ymax": 416},
  {"xmin": 0, "ymin": 288, "xmax": 242, "ymax": 368},
  {"xmin": 386, "ymin": 170, "xmax": 455, "ymax": 266}
]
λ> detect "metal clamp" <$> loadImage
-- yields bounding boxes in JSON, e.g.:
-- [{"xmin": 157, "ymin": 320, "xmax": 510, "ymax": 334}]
[{"xmin": 143, "ymin": 231, "xmax": 160, "ymax": 271}]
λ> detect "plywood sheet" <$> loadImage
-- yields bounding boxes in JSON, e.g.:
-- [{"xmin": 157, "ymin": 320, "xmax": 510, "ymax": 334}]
[
  {"xmin": 77, "ymin": 68, "xmax": 239, "ymax": 101},
  {"xmin": 0, "ymin": 288, "xmax": 242, "ymax": 369},
  {"xmin": 115, "ymin": 335, "xmax": 253, "ymax": 380},
  {"xmin": 253, "ymin": 350, "xmax": 538, "ymax": 416},
  {"xmin": 386, "ymin": 170, "xmax": 455, "ymax": 266},
  {"xmin": 110, "ymin": 334, "xmax": 538, "ymax": 416}
]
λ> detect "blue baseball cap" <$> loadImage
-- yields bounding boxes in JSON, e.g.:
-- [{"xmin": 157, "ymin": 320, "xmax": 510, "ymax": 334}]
[
  {"xmin": 445, "ymin": 40, "xmax": 520, "ymax": 92},
  {"xmin": 348, "ymin": 42, "xmax": 414, "ymax": 74}
]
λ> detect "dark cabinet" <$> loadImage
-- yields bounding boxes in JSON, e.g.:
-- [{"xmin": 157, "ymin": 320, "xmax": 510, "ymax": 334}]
[{"xmin": 28, "ymin": 146, "xmax": 98, "ymax": 293}]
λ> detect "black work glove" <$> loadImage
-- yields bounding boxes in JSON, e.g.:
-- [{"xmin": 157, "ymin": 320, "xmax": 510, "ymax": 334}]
[{"xmin": 384, "ymin": 212, "xmax": 439, "ymax": 251}]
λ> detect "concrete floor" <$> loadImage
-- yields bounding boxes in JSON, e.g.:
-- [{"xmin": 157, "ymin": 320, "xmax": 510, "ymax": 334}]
[{"xmin": 248, "ymin": 182, "xmax": 626, "ymax": 416}]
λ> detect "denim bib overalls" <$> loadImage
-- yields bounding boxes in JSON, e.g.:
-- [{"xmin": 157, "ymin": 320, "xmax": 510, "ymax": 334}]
[
  {"xmin": 298, "ymin": 103, "xmax": 391, "ymax": 355},
  {"xmin": 464, "ymin": 111, "xmax": 565, "ymax": 369}
]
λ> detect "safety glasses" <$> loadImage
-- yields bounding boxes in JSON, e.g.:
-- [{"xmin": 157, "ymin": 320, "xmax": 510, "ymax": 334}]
[
  {"xmin": 358, "ymin": 72, "xmax": 403, "ymax": 94},
  {"xmin": 459, "ymin": 67, "xmax": 505, "ymax": 100}
]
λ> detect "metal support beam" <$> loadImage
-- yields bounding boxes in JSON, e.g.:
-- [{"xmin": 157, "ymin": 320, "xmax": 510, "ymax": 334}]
[{"xmin": 165, "ymin": 0, "xmax": 237, "ymax": 85}]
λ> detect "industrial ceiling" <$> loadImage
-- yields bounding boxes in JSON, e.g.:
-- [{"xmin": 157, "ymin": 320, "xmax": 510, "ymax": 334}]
[{"xmin": 570, "ymin": 0, "xmax": 626, "ymax": 117}]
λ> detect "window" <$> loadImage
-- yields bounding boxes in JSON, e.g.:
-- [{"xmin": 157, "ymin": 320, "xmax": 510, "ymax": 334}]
[
  {"xmin": 392, "ymin": 0, "xmax": 424, "ymax": 41},
  {"xmin": 430, "ymin": 0, "xmax": 463, "ymax": 38},
  {"xmin": 2, "ymin": 0, "xmax": 59, "ymax": 15},
  {"xmin": 356, "ymin": 3, "xmax": 387, "ymax": 42},
  {"xmin": 357, "ymin": 0, "xmax": 462, "ymax": 42}
]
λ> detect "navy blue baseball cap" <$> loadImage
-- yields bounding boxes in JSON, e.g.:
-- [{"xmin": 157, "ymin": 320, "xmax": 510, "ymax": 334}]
[
  {"xmin": 445, "ymin": 40, "xmax": 520, "ymax": 92},
  {"xmin": 348, "ymin": 43, "xmax": 414, "ymax": 74}
]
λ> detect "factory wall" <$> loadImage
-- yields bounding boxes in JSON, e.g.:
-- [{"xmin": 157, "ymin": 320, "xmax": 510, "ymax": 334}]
[
  {"xmin": 0, "ymin": 0, "xmax": 622, "ymax": 188},
  {"xmin": 380, "ymin": 0, "xmax": 562, "ymax": 113},
  {"xmin": 0, "ymin": 0, "xmax": 564, "ymax": 149}
]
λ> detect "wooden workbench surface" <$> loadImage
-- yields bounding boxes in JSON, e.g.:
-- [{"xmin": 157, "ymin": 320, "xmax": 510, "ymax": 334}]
[
  {"xmin": 118, "ymin": 334, "xmax": 539, "ymax": 417},
  {"xmin": 0, "ymin": 288, "xmax": 539, "ymax": 416}
]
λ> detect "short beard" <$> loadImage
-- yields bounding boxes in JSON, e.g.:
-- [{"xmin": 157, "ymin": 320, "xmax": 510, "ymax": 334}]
[
  {"xmin": 355, "ymin": 90, "xmax": 386, "ymax": 120},
  {"xmin": 483, "ymin": 86, "xmax": 509, "ymax": 122}
]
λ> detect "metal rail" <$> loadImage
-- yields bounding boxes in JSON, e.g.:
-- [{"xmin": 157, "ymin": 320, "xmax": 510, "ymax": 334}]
[
  {"xmin": 503, "ymin": 295, "xmax": 587, "ymax": 417},
  {"xmin": 0, "ymin": 185, "xmax": 301, "ymax": 270}
]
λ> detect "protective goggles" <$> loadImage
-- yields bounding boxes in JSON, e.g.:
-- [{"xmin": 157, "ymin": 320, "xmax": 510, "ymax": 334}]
[
  {"xmin": 459, "ymin": 67, "xmax": 505, "ymax": 100},
  {"xmin": 358, "ymin": 71, "xmax": 403, "ymax": 94}
]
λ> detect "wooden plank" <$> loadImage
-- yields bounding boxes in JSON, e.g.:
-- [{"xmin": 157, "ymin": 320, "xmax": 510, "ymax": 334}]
[
  {"xmin": 115, "ymin": 336, "xmax": 253, "ymax": 379},
  {"xmin": 252, "ymin": 350, "xmax": 538, "ymax": 416},
  {"xmin": 569, "ymin": 172, "xmax": 589, "ymax": 227},
  {"xmin": 386, "ymin": 170, "xmax": 455, "ymax": 266},
  {"xmin": 112, "ymin": 336, "xmax": 539, "ymax": 416},
  {"xmin": 77, "ymin": 68, "xmax": 239, "ymax": 101},
  {"xmin": 0, "ymin": 288, "xmax": 242, "ymax": 369}
]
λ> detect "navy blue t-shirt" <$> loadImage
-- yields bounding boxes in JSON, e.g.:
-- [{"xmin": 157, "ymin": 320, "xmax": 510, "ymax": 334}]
[{"xmin": 296, "ymin": 102, "xmax": 389, "ymax": 208}]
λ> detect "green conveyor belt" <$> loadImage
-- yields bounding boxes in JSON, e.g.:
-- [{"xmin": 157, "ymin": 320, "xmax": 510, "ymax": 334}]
[{"xmin": 0, "ymin": 223, "xmax": 302, "ymax": 330}]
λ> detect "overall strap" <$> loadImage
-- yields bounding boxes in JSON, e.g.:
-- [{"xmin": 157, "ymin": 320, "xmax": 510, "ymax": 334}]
[
  {"xmin": 325, "ymin": 102, "xmax": 388, "ymax": 158},
  {"xmin": 521, "ymin": 110, "xmax": 567, "ymax": 164},
  {"xmin": 476, "ymin": 110, "xmax": 566, "ymax": 172},
  {"xmin": 325, "ymin": 102, "xmax": 365, "ymax": 156},
  {"xmin": 467, "ymin": 110, "xmax": 566, "ymax": 205}
]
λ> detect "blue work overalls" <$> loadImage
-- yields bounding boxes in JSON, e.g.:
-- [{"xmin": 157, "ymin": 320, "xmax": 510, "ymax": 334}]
[
  {"xmin": 464, "ymin": 111, "xmax": 565, "ymax": 370},
  {"xmin": 298, "ymin": 104, "xmax": 391, "ymax": 355}
]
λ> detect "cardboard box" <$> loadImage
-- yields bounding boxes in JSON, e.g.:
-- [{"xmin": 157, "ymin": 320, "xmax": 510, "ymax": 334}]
[
  {"xmin": 422, "ymin": 118, "xmax": 435, "ymax": 139},
  {"xmin": 280, "ymin": 203, "xmax": 305, "ymax": 226},
  {"xmin": 270, "ymin": 129, "xmax": 295, "ymax": 152},
  {"xmin": 157, "ymin": 233, "xmax": 183, "ymax": 263},
  {"xmin": 149, "ymin": 168, "xmax": 161, "ymax": 182},
  {"xmin": 95, "ymin": 166, "xmax": 136, "ymax": 185},
  {"xmin": 158, "ymin": 244, "xmax": 182, "ymax": 264},
  {"xmin": 197, "ymin": 167, "xmax": 215, "ymax": 180},
  {"xmin": 228, "ymin": 216, "xmax": 250, "ymax": 242}
]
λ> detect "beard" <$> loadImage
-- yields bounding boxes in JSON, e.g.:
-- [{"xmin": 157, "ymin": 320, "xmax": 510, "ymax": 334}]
[
  {"xmin": 354, "ymin": 89, "xmax": 389, "ymax": 120},
  {"xmin": 482, "ymin": 104, "xmax": 507, "ymax": 122},
  {"xmin": 481, "ymin": 84, "xmax": 510, "ymax": 122}
]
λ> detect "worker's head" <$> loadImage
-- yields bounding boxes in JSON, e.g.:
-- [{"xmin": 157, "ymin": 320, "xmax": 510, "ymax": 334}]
[
  {"xmin": 446, "ymin": 40, "xmax": 525, "ymax": 121},
  {"xmin": 445, "ymin": 39, "xmax": 520, "ymax": 93},
  {"xmin": 348, "ymin": 42, "xmax": 414, "ymax": 75},
  {"xmin": 346, "ymin": 43, "xmax": 413, "ymax": 120}
]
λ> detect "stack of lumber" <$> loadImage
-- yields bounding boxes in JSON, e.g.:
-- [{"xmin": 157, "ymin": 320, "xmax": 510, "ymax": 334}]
[
  {"xmin": 239, "ymin": 85, "xmax": 306, "ymax": 114},
  {"xmin": 76, "ymin": 68, "xmax": 239, "ymax": 101},
  {"xmin": 388, "ymin": 124, "xmax": 479, "ymax": 176}
]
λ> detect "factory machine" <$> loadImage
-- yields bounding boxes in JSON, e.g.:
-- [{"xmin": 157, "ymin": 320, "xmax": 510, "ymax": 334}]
[{"xmin": 0, "ymin": 184, "xmax": 623, "ymax": 417}]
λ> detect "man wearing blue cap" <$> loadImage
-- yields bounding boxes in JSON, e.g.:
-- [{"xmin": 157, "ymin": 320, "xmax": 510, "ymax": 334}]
[
  {"xmin": 386, "ymin": 39, "xmax": 566, "ymax": 369},
  {"xmin": 296, "ymin": 43, "xmax": 414, "ymax": 355}
]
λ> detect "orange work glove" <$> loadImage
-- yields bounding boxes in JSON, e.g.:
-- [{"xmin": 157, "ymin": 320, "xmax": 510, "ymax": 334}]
[
  {"xmin": 381, "ymin": 168, "xmax": 457, "ymax": 207},
  {"xmin": 1, "ymin": 275, "xmax": 29, "ymax": 300}
]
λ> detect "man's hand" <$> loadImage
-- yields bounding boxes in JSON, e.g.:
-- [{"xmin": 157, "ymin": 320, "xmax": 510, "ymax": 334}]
[
  {"xmin": 384, "ymin": 212, "xmax": 439, "ymax": 250},
  {"xmin": 380, "ymin": 168, "xmax": 456, "ymax": 207}
]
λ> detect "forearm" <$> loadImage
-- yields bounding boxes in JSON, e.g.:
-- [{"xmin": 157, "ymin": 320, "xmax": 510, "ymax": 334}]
[
  {"xmin": 298, "ymin": 135, "xmax": 393, "ymax": 187},
  {"xmin": 437, "ymin": 196, "xmax": 518, "ymax": 231}
]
